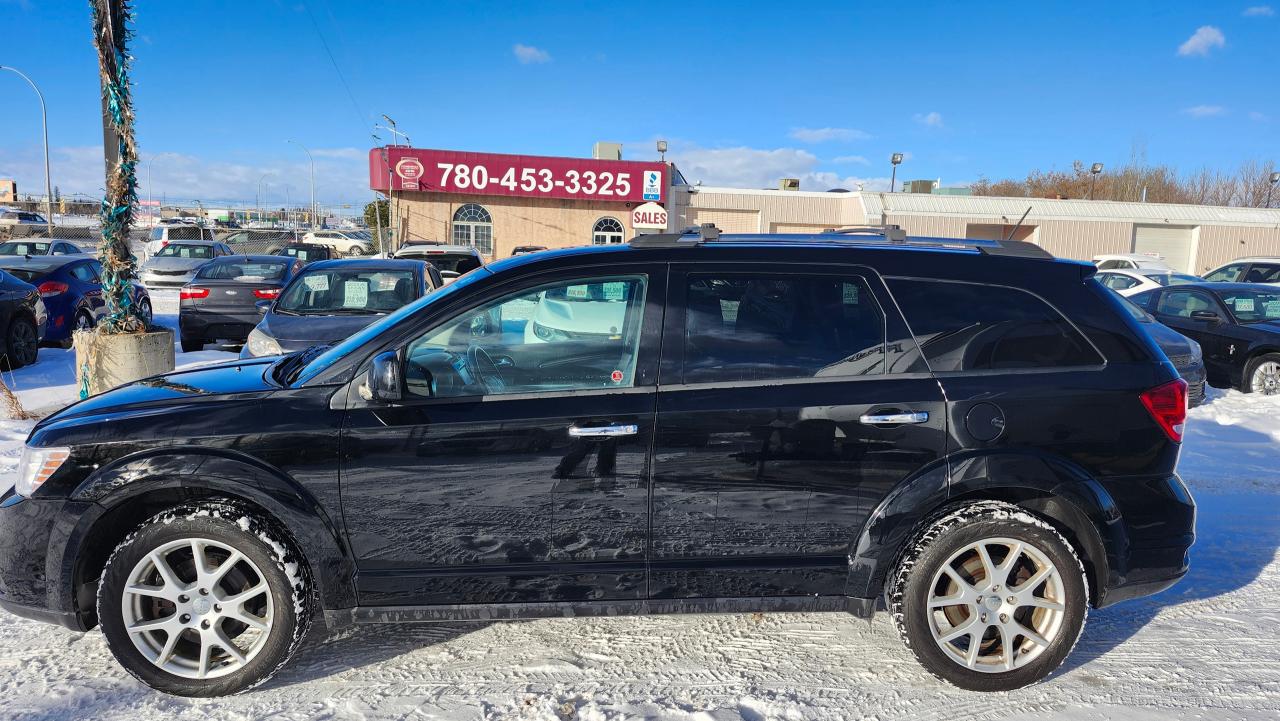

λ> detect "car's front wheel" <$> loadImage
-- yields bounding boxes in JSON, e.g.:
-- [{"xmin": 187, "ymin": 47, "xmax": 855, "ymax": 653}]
[
  {"xmin": 889, "ymin": 501, "xmax": 1087, "ymax": 691},
  {"xmin": 97, "ymin": 502, "xmax": 313, "ymax": 696},
  {"xmin": 2, "ymin": 315, "xmax": 39, "ymax": 369},
  {"xmin": 180, "ymin": 337, "xmax": 204, "ymax": 353}
]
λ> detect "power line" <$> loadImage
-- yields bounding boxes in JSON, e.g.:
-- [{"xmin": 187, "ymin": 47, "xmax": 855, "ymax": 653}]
[{"xmin": 301, "ymin": 1, "xmax": 369, "ymax": 136}]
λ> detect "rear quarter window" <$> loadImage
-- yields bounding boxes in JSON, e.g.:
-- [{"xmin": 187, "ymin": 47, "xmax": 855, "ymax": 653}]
[{"xmin": 887, "ymin": 278, "xmax": 1103, "ymax": 372}]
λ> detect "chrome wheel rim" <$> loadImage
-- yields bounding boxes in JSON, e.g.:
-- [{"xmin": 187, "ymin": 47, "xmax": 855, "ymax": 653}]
[
  {"xmin": 120, "ymin": 538, "xmax": 274, "ymax": 680},
  {"xmin": 1252, "ymin": 361, "xmax": 1280, "ymax": 396},
  {"xmin": 927, "ymin": 537, "xmax": 1066, "ymax": 673}
]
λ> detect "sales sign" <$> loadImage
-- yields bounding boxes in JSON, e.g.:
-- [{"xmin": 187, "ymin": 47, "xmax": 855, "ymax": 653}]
[
  {"xmin": 370, "ymin": 148, "xmax": 667, "ymax": 204},
  {"xmin": 631, "ymin": 202, "xmax": 668, "ymax": 230}
]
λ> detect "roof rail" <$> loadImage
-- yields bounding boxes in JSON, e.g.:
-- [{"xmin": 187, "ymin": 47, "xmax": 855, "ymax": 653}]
[{"xmin": 629, "ymin": 224, "xmax": 1055, "ymax": 259}]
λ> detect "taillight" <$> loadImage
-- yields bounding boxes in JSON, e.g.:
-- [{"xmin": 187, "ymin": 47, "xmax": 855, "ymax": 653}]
[
  {"xmin": 1140, "ymin": 378, "xmax": 1188, "ymax": 442},
  {"xmin": 37, "ymin": 281, "xmax": 68, "ymax": 298},
  {"xmin": 253, "ymin": 288, "xmax": 281, "ymax": 299},
  {"xmin": 180, "ymin": 287, "xmax": 210, "ymax": 300}
]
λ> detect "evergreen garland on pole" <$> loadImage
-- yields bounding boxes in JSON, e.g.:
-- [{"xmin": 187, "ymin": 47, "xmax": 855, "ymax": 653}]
[{"xmin": 90, "ymin": 0, "xmax": 145, "ymax": 334}]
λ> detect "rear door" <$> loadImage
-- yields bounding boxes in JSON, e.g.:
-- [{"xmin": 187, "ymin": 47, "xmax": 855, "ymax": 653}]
[{"xmin": 650, "ymin": 262, "xmax": 946, "ymax": 599}]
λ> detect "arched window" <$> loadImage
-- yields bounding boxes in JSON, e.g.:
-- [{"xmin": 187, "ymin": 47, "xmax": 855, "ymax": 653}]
[
  {"xmin": 452, "ymin": 203, "xmax": 493, "ymax": 254},
  {"xmin": 592, "ymin": 216, "xmax": 625, "ymax": 245}
]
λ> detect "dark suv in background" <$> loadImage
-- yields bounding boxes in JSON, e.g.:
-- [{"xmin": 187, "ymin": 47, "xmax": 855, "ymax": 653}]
[{"xmin": 1, "ymin": 228, "xmax": 1195, "ymax": 696}]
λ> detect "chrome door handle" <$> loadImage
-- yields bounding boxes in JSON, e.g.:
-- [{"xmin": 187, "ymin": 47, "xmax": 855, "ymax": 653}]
[
  {"xmin": 568, "ymin": 424, "xmax": 639, "ymax": 438},
  {"xmin": 859, "ymin": 411, "xmax": 929, "ymax": 426}
]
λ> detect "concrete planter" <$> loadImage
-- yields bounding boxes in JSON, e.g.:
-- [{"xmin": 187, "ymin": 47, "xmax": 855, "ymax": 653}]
[{"xmin": 73, "ymin": 328, "xmax": 176, "ymax": 397}]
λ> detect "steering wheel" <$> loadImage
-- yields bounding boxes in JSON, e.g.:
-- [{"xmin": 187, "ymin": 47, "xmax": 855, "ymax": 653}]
[{"xmin": 466, "ymin": 344, "xmax": 507, "ymax": 394}]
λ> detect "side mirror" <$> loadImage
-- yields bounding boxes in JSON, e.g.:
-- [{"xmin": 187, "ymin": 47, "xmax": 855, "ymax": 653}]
[
  {"xmin": 255, "ymin": 299, "xmax": 271, "ymax": 315},
  {"xmin": 360, "ymin": 350, "xmax": 402, "ymax": 403},
  {"xmin": 1189, "ymin": 310, "xmax": 1222, "ymax": 323}
]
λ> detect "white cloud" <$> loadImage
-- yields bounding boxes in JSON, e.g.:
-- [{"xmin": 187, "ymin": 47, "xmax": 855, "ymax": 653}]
[
  {"xmin": 832, "ymin": 155, "xmax": 870, "ymax": 165},
  {"xmin": 913, "ymin": 111, "xmax": 944, "ymax": 128},
  {"xmin": 1249, "ymin": 111, "xmax": 1270, "ymax": 121},
  {"xmin": 513, "ymin": 43, "xmax": 551, "ymax": 64},
  {"xmin": 1243, "ymin": 5, "xmax": 1275, "ymax": 16},
  {"xmin": 788, "ymin": 127, "xmax": 871, "ymax": 143},
  {"xmin": 1182, "ymin": 104, "xmax": 1227, "ymax": 117},
  {"xmin": 664, "ymin": 142, "xmax": 891, "ymax": 191},
  {"xmin": 1177, "ymin": 26, "xmax": 1225, "ymax": 56}
]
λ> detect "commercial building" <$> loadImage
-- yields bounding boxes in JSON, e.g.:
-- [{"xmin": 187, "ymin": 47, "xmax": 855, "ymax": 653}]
[{"xmin": 370, "ymin": 146, "xmax": 1280, "ymax": 272}]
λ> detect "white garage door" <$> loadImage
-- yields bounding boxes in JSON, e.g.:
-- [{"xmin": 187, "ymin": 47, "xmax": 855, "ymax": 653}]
[{"xmin": 1134, "ymin": 225, "xmax": 1194, "ymax": 272}]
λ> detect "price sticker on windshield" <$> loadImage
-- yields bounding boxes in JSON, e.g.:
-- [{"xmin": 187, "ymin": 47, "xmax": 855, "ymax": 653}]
[
  {"xmin": 303, "ymin": 275, "xmax": 329, "ymax": 292},
  {"xmin": 343, "ymin": 280, "xmax": 369, "ymax": 307}
]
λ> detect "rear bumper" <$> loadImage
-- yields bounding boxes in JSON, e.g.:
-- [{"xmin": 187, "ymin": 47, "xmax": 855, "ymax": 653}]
[
  {"xmin": 179, "ymin": 308, "xmax": 259, "ymax": 342},
  {"xmin": 1095, "ymin": 473, "xmax": 1196, "ymax": 608}
]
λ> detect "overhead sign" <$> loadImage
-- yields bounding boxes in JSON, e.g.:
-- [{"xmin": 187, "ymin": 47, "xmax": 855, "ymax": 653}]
[
  {"xmin": 370, "ymin": 148, "xmax": 667, "ymax": 203},
  {"xmin": 630, "ymin": 202, "xmax": 668, "ymax": 230}
]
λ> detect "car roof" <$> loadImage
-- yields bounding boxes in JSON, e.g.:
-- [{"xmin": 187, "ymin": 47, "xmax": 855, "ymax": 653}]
[
  {"xmin": 1220, "ymin": 257, "xmax": 1280, "ymax": 264},
  {"xmin": 302, "ymin": 258, "xmax": 427, "ymax": 271},
  {"xmin": 0, "ymin": 255, "xmax": 89, "ymax": 271},
  {"xmin": 204, "ymin": 254, "xmax": 291, "ymax": 263}
]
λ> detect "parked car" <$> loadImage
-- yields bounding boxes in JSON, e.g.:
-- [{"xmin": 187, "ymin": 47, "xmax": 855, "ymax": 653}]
[
  {"xmin": 302, "ymin": 229, "xmax": 375, "ymax": 256},
  {"xmin": 1092, "ymin": 253, "xmax": 1171, "ymax": 271},
  {"xmin": 273, "ymin": 243, "xmax": 338, "ymax": 264},
  {"xmin": 0, "ymin": 208, "xmax": 49, "ymax": 228},
  {"xmin": 223, "ymin": 229, "xmax": 305, "ymax": 256},
  {"xmin": 0, "ymin": 239, "xmax": 87, "ymax": 257},
  {"xmin": 1094, "ymin": 268, "xmax": 1203, "ymax": 296},
  {"xmin": 392, "ymin": 242, "xmax": 483, "ymax": 282},
  {"xmin": 139, "ymin": 240, "xmax": 234, "ymax": 290},
  {"xmin": 0, "ymin": 256, "xmax": 150, "ymax": 348},
  {"xmin": 242, "ymin": 258, "xmax": 441, "ymax": 358},
  {"xmin": 1131, "ymin": 281, "xmax": 1280, "ymax": 394},
  {"xmin": 1117, "ymin": 295, "xmax": 1207, "ymax": 406},
  {"xmin": 178, "ymin": 255, "xmax": 303, "ymax": 352},
  {"xmin": 1201, "ymin": 257, "xmax": 1280, "ymax": 286},
  {"xmin": 0, "ymin": 229, "xmax": 1196, "ymax": 695},
  {"xmin": 0, "ymin": 268, "xmax": 45, "ymax": 368},
  {"xmin": 511, "ymin": 245, "xmax": 548, "ymax": 256},
  {"xmin": 144, "ymin": 223, "xmax": 218, "ymax": 259}
]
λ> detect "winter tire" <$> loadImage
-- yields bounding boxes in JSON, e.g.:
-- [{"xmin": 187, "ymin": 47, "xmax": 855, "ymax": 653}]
[
  {"xmin": 889, "ymin": 501, "xmax": 1088, "ymax": 691},
  {"xmin": 180, "ymin": 337, "xmax": 204, "ymax": 353},
  {"xmin": 1245, "ymin": 353, "xmax": 1280, "ymax": 395},
  {"xmin": 2, "ymin": 315, "xmax": 38, "ymax": 369},
  {"xmin": 138, "ymin": 298, "xmax": 154, "ymax": 326},
  {"xmin": 97, "ymin": 501, "xmax": 314, "ymax": 696}
]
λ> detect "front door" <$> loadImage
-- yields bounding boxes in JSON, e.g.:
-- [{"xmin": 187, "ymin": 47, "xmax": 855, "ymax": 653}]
[
  {"xmin": 649, "ymin": 263, "xmax": 947, "ymax": 598},
  {"xmin": 341, "ymin": 266, "xmax": 665, "ymax": 606},
  {"xmin": 1151, "ymin": 288, "xmax": 1234, "ymax": 381}
]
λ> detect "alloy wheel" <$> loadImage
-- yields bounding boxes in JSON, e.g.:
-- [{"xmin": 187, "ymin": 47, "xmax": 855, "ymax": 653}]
[
  {"xmin": 926, "ymin": 537, "xmax": 1067, "ymax": 673},
  {"xmin": 10, "ymin": 321, "xmax": 37, "ymax": 365},
  {"xmin": 1252, "ymin": 361, "xmax": 1280, "ymax": 396},
  {"xmin": 119, "ymin": 538, "xmax": 274, "ymax": 680}
]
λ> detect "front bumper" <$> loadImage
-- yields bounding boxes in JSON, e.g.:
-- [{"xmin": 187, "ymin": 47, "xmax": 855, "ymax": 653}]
[
  {"xmin": 0, "ymin": 489, "xmax": 95, "ymax": 631},
  {"xmin": 1095, "ymin": 473, "xmax": 1196, "ymax": 607},
  {"xmin": 179, "ymin": 308, "xmax": 260, "ymax": 343}
]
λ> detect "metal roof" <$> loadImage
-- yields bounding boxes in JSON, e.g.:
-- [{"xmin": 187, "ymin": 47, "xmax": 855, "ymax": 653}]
[{"xmin": 858, "ymin": 192, "xmax": 1280, "ymax": 227}]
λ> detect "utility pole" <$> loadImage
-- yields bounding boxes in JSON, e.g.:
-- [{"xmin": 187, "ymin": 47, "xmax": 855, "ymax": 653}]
[{"xmin": 0, "ymin": 65, "xmax": 55, "ymax": 233}]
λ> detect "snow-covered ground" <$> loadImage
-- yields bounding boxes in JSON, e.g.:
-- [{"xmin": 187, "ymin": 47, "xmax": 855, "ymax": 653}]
[{"xmin": 0, "ymin": 309, "xmax": 1276, "ymax": 719}]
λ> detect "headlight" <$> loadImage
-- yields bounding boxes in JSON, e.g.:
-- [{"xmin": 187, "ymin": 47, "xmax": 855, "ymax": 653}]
[
  {"xmin": 1189, "ymin": 339, "xmax": 1203, "ymax": 362},
  {"xmin": 532, "ymin": 321, "xmax": 570, "ymax": 342},
  {"xmin": 16, "ymin": 446, "xmax": 70, "ymax": 498},
  {"xmin": 245, "ymin": 327, "xmax": 283, "ymax": 357}
]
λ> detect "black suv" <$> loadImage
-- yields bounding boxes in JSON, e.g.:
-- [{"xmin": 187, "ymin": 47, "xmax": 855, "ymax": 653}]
[{"xmin": 0, "ymin": 228, "xmax": 1195, "ymax": 696}]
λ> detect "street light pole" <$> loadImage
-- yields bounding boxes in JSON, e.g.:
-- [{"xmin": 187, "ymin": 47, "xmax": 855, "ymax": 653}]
[
  {"xmin": 288, "ymin": 140, "xmax": 316, "ymax": 227},
  {"xmin": 0, "ymin": 65, "xmax": 54, "ymax": 233},
  {"xmin": 889, "ymin": 153, "xmax": 904, "ymax": 193},
  {"xmin": 1267, "ymin": 172, "xmax": 1280, "ymax": 209},
  {"xmin": 1089, "ymin": 163, "xmax": 1104, "ymax": 200}
]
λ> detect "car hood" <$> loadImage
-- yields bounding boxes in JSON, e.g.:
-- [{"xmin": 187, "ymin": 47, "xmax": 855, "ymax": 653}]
[
  {"xmin": 260, "ymin": 311, "xmax": 386, "ymax": 349},
  {"xmin": 142, "ymin": 256, "xmax": 206, "ymax": 272},
  {"xmin": 30, "ymin": 357, "xmax": 279, "ymax": 443}
]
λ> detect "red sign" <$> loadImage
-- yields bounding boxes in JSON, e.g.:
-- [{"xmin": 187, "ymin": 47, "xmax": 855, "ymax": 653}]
[
  {"xmin": 370, "ymin": 147, "xmax": 667, "ymax": 203},
  {"xmin": 630, "ymin": 202, "xmax": 668, "ymax": 229}
]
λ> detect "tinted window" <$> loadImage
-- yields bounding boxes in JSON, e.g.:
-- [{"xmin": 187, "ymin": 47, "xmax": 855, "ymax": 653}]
[
  {"xmin": 887, "ymin": 279, "xmax": 1103, "ymax": 372},
  {"xmin": 1243, "ymin": 264, "xmax": 1280, "ymax": 284},
  {"xmin": 1149, "ymin": 272, "xmax": 1202, "ymax": 286},
  {"xmin": 1100, "ymin": 274, "xmax": 1139, "ymax": 290},
  {"xmin": 406, "ymin": 275, "xmax": 647, "ymax": 397},
  {"xmin": 1129, "ymin": 290, "xmax": 1158, "ymax": 311},
  {"xmin": 682, "ymin": 274, "xmax": 885, "ymax": 383},
  {"xmin": 68, "ymin": 263, "xmax": 98, "ymax": 283},
  {"xmin": 1204, "ymin": 263, "xmax": 1247, "ymax": 282},
  {"xmin": 1096, "ymin": 260, "xmax": 1129, "ymax": 271},
  {"xmin": 167, "ymin": 226, "xmax": 204, "ymax": 241},
  {"xmin": 195, "ymin": 260, "xmax": 289, "ymax": 281},
  {"xmin": 1156, "ymin": 289, "xmax": 1219, "ymax": 318}
]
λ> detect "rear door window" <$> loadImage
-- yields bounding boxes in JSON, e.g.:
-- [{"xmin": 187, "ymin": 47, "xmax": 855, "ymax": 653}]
[
  {"xmin": 1204, "ymin": 263, "xmax": 1247, "ymax": 282},
  {"xmin": 681, "ymin": 274, "xmax": 886, "ymax": 383},
  {"xmin": 1100, "ymin": 274, "xmax": 1139, "ymax": 290},
  {"xmin": 887, "ymin": 279, "xmax": 1103, "ymax": 371},
  {"xmin": 1244, "ymin": 264, "xmax": 1280, "ymax": 284},
  {"xmin": 1156, "ymin": 289, "xmax": 1220, "ymax": 318}
]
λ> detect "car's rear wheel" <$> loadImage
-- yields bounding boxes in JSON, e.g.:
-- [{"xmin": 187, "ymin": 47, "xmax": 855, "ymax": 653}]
[
  {"xmin": 138, "ymin": 298, "xmax": 154, "ymax": 326},
  {"xmin": 1245, "ymin": 353, "xmax": 1280, "ymax": 395},
  {"xmin": 2, "ymin": 315, "xmax": 39, "ymax": 369},
  {"xmin": 97, "ymin": 502, "xmax": 313, "ymax": 696},
  {"xmin": 181, "ymin": 337, "xmax": 204, "ymax": 353},
  {"xmin": 889, "ymin": 501, "xmax": 1087, "ymax": 691}
]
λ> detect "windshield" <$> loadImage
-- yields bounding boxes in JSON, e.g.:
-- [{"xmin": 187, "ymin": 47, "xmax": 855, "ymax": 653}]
[
  {"xmin": 1217, "ymin": 288, "xmax": 1280, "ymax": 323},
  {"xmin": 0, "ymin": 241, "xmax": 49, "ymax": 255},
  {"xmin": 1118, "ymin": 296, "xmax": 1155, "ymax": 323},
  {"xmin": 399, "ymin": 251, "xmax": 481, "ymax": 274},
  {"xmin": 155, "ymin": 244, "xmax": 214, "ymax": 259},
  {"xmin": 1148, "ymin": 273, "xmax": 1202, "ymax": 286},
  {"xmin": 195, "ymin": 260, "xmax": 289, "ymax": 281},
  {"xmin": 4, "ymin": 268, "xmax": 40, "ymax": 283},
  {"xmin": 290, "ymin": 266, "xmax": 490, "ymax": 385},
  {"xmin": 278, "ymin": 268, "xmax": 417, "ymax": 314}
]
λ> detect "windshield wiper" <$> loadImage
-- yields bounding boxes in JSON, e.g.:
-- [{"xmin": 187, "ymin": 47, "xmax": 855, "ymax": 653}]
[
  {"xmin": 272, "ymin": 308, "xmax": 301, "ymax": 316},
  {"xmin": 271, "ymin": 345, "xmax": 326, "ymax": 385}
]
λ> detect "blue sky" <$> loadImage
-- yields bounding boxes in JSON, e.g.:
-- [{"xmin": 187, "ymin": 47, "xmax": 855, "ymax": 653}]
[{"xmin": 0, "ymin": 0, "xmax": 1276, "ymax": 207}]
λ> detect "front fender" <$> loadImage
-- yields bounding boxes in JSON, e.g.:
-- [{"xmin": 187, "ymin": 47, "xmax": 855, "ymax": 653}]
[
  {"xmin": 846, "ymin": 450, "xmax": 1123, "ymax": 606},
  {"xmin": 65, "ymin": 447, "xmax": 356, "ymax": 612}
]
